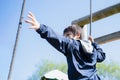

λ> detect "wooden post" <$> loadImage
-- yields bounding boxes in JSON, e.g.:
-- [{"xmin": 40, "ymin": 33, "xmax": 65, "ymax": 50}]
[
  {"xmin": 95, "ymin": 31, "xmax": 120, "ymax": 44},
  {"xmin": 72, "ymin": 3, "xmax": 120, "ymax": 26}
]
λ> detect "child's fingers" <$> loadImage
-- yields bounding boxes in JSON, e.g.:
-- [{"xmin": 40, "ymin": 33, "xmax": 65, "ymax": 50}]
[
  {"xmin": 28, "ymin": 12, "xmax": 35, "ymax": 18},
  {"xmin": 25, "ymin": 20, "xmax": 34, "ymax": 24},
  {"xmin": 27, "ymin": 14, "xmax": 35, "ymax": 21}
]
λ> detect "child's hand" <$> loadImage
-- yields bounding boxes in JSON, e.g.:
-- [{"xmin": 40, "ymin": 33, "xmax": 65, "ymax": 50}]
[
  {"xmin": 88, "ymin": 36, "xmax": 94, "ymax": 43},
  {"xmin": 25, "ymin": 12, "xmax": 40, "ymax": 30}
]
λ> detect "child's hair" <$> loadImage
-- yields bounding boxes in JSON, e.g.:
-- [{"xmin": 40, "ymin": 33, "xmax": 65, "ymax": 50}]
[
  {"xmin": 63, "ymin": 25, "xmax": 82, "ymax": 37},
  {"xmin": 63, "ymin": 26, "xmax": 75, "ymax": 37}
]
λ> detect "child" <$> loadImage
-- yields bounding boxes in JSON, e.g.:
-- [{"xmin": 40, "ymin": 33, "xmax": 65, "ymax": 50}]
[{"xmin": 25, "ymin": 12, "xmax": 106, "ymax": 80}]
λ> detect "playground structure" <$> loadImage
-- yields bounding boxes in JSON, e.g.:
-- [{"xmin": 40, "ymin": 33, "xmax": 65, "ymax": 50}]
[{"xmin": 72, "ymin": 2, "xmax": 120, "ymax": 45}]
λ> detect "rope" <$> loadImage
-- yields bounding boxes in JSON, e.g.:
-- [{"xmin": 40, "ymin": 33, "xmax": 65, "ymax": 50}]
[
  {"xmin": 90, "ymin": 0, "xmax": 92, "ymax": 35},
  {"xmin": 7, "ymin": 0, "xmax": 26, "ymax": 80}
]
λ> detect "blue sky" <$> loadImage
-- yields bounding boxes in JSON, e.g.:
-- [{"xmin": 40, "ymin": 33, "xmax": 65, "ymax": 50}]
[{"xmin": 0, "ymin": 0, "xmax": 120, "ymax": 80}]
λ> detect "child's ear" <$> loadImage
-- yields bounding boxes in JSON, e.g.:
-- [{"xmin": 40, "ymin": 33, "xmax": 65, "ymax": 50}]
[
  {"xmin": 76, "ymin": 33, "xmax": 81, "ymax": 39},
  {"xmin": 77, "ymin": 33, "xmax": 80, "ymax": 36}
]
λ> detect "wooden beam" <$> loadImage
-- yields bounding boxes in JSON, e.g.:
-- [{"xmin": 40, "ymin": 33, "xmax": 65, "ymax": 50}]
[
  {"xmin": 72, "ymin": 3, "xmax": 120, "ymax": 26},
  {"xmin": 94, "ymin": 31, "xmax": 120, "ymax": 45}
]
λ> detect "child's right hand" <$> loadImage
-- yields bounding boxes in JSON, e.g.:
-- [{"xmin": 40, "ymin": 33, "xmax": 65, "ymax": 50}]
[{"xmin": 25, "ymin": 12, "xmax": 40, "ymax": 30}]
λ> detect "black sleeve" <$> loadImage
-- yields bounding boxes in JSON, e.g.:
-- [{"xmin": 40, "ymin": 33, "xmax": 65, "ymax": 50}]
[
  {"xmin": 92, "ymin": 42, "xmax": 106, "ymax": 62},
  {"xmin": 36, "ymin": 24, "xmax": 70, "ymax": 56}
]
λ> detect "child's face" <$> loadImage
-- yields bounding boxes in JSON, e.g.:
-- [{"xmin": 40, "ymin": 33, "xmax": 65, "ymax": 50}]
[
  {"xmin": 64, "ymin": 32, "xmax": 74, "ymax": 39},
  {"xmin": 64, "ymin": 31, "xmax": 81, "ymax": 40}
]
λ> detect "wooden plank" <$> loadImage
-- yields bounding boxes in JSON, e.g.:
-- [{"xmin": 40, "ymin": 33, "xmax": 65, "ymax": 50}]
[
  {"xmin": 94, "ymin": 31, "xmax": 120, "ymax": 44},
  {"xmin": 72, "ymin": 3, "xmax": 120, "ymax": 26}
]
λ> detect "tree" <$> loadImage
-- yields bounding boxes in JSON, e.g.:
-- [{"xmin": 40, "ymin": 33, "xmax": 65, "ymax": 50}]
[
  {"xmin": 27, "ymin": 61, "xmax": 67, "ymax": 80},
  {"xmin": 28, "ymin": 61, "xmax": 120, "ymax": 80},
  {"xmin": 97, "ymin": 62, "xmax": 120, "ymax": 80}
]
